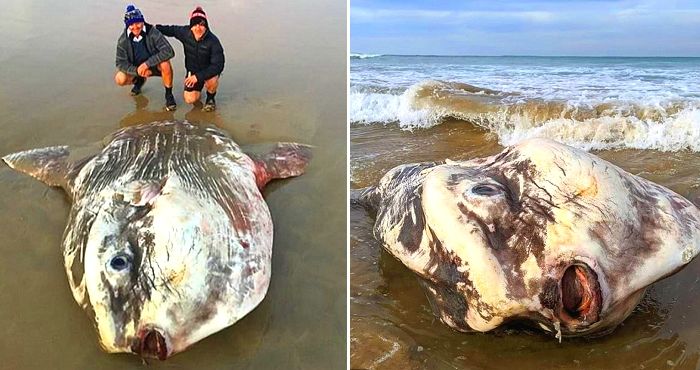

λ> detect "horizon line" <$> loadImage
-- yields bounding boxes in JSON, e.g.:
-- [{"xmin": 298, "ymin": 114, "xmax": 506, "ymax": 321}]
[{"xmin": 351, "ymin": 53, "xmax": 700, "ymax": 58}]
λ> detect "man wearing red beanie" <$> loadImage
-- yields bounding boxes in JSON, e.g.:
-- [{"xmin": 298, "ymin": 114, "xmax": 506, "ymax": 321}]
[{"xmin": 157, "ymin": 7, "xmax": 225, "ymax": 112}]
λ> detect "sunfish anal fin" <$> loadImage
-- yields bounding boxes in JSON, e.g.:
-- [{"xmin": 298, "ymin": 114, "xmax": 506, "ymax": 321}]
[{"xmin": 252, "ymin": 143, "xmax": 312, "ymax": 189}]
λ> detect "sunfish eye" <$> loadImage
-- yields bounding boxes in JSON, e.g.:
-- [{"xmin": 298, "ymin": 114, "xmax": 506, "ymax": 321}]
[
  {"xmin": 109, "ymin": 254, "xmax": 132, "ymax": 271},
  {"xmin": 471, "ymin": 184, "xmax": 502, "ymax": 196}
]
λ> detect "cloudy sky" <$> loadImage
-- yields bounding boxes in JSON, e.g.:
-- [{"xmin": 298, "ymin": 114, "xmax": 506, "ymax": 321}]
[{"xmin": 351, "ymin": 0, "xmax": 700, "ymax": 56}]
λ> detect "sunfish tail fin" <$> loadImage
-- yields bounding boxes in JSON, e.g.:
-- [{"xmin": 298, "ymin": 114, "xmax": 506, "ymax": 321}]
[
  {"xmin": 253, "ymin": 142, "xmax": 313, "ymax": 188},
  {"xmin": 3, "ymin": 146, "xmax": 71, "ymax": 189},
  {"xmin": 350, "ymin": 186, "xmax": 380, "ymax": 212}
]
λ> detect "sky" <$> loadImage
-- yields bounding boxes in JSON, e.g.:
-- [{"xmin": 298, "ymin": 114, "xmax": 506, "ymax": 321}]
[{"xmin": 351, "ymin": 0, "xmax": 700, "ymax": 56}]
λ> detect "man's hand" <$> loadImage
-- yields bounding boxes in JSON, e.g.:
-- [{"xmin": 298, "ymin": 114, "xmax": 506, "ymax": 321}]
[
  {"xmin": 137, "ymin": 63, "xmax": 152, "ymax": 77},
  {"xmin": 184, "ymin": 74, "xmax": 198, "ymax": 88}
]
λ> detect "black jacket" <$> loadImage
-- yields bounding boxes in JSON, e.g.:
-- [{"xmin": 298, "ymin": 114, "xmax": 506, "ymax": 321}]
[
  {"xmin": 115, "ymin": 23, "xmax": 174, "ymax": 76},
  {"xmin": 156, "ymin": 25, "xmax": 225, "ymax": 82}
]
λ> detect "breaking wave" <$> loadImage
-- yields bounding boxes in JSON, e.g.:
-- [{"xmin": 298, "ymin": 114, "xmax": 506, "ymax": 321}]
[
  {"xmin": 350, "ymin": 80, "xmax": 700, "ymax": 151},
  {"xmin": 351, "ymin": 53, "xmax": 383, "ymax": 59}
]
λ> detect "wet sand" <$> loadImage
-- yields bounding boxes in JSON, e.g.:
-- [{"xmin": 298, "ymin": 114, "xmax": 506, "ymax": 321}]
[
  {"xmin": 351, "ymin": 120, "xmax": 700, "ymax": 369},
  {"xmin": 0, "ymin": 0, "xmax": 346, "ymax": 368}
]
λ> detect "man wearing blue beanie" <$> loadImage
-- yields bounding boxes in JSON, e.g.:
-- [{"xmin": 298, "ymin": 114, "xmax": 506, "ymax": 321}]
[{"xmin": 115, "ymin": 4, "xmax": 178, "ymax": 111}]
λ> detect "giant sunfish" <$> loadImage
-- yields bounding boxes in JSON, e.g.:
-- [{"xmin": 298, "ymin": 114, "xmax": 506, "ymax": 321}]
[
  {"xmin": 353, "ymin": 138, "xmax": 700, "ymax": 338},
  {"xmin": 3, "ymin": 120, "xmax": 311, "ymax": 359}
]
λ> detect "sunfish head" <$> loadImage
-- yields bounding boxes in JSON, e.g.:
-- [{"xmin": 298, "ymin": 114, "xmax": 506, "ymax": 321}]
[
  {"xmin": 365, "ymin": 138, "xmax": 700, "ymax": 338},
  {"xmin": 75, "ymin": 178, "xmax": 269, "ymax": 359}
]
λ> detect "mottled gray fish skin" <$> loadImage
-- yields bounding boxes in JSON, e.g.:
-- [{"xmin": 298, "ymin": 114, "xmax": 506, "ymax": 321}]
[
  {"xmin": 2, "ymin": 121, "xmax": 311, "ymax": 359},
  {"xmin": 355, "ymin": 138, "xmax": 700, "ymax": 338}
]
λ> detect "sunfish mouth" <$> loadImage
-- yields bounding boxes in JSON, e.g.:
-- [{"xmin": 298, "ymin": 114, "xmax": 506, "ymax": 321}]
[
  {"xmin": 132, "ymin": 328, "xmax": 169, "ymax": 360},
  {"xmin": 559, "ymin": 264, "xmax": 602, "ymax": 327}
]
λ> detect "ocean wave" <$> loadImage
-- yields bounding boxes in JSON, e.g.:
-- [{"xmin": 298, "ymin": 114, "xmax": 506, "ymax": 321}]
[
  {"xmin": 351, "ymin": 53, "xmax": 383, "ymax": 59},
  {"xmin": 496, "ymin": 108, "xmax": 700, "ymax": 152},
  {"xmin": 350, "ymin": 88, "xmax": 440, "ymax": 127},
  {"xmin": 350, "ymin": 80, "xmax": 506, "ymax": 127},
  {"xmin": 350, "ymin": 79, "xmax": 700, "ymax": 151}
]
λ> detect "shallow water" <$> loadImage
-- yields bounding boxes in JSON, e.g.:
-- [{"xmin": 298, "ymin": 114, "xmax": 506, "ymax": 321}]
[
  {"xmin": 0, "ymin": 0, "xmax": 346, "ymax": 368},
  {"xmin": 351, "ymin": 120, "xmax": 700, "ymax": 370}
]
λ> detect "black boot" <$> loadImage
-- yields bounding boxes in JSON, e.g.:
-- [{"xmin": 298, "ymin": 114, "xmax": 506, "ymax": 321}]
[
  {"xmin": 165, "ymin": 87, "xmax": 176, "ymax": 111},
  {"xmin": 131, "ymin": 76, "xmax": 145, "ymax": 96},
  {"xmin": 203, "ymin": 92, "xmax": 216, "ymax": 112}
]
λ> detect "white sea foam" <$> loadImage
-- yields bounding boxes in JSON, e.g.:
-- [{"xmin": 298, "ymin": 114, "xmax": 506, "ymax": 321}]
[
  {"xmin": 351, "ymin": 56, "xmax": 700, "ymax": 151},
  {"xmin": 498, "ymin": 108, "xmax": 700, "ymax": 152},
  {"xmin": 350, "ymin": 53, "xmax": 383, "ymax": 59},
  {"xmin": 350, "ymin": 85, "xmax": 700, "ymax": 151},
  {"xmin": 350, "ymin": 86, "xmax": 448, "ymax": 128}
]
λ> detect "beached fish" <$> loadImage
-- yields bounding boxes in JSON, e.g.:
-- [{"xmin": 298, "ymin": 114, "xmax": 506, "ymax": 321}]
[
  {"xmin": 353, "ymin": 138, "xmax": 700, "ymax": 338},
  {"xmin": 2, "ymin": 121, "xmax": 311, "ymax": 359}
]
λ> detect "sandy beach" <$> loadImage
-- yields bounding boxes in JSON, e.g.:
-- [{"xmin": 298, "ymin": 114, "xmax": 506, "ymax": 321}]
[{"xmin": 0, "ymin": 0, "xmax": 346, "ymax": 368}]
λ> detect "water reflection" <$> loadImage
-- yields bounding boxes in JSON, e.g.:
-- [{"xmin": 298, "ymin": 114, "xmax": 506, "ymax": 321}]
[
  {"xmin": 119, "ymin": 95, "xmax": 175, "ymax": 128},
  {"xmin": 183, "ymin": 101, "xmax": 223, "ymax": 128}
]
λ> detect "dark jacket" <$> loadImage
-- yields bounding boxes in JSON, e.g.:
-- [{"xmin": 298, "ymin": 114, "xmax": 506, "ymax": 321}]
[
  {"xmin": 116, "ymin": 23, "xmax": 175, "ymax": 76},
  {"xmin": 156, "ymin": 25, "xmax": 225, "ymax": 82}
]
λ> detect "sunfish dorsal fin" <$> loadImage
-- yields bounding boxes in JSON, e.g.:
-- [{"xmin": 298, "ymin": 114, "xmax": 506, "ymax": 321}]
[
  {"xmin": 3, "ymin": 146, "xmax": 72, "ymax": 189},
  {"xmin": 251, "ymin": 143, "xmax": 312, "ymax": 188}
]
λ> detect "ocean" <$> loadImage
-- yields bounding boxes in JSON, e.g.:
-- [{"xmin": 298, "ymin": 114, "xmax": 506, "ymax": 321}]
[
  {"xmin": 350, "ymin": 55, "xmax": 700, "ymax": 369},
  {"xmin": 352, "ymin": 55, "xmax": 700, "ymax": 150}
]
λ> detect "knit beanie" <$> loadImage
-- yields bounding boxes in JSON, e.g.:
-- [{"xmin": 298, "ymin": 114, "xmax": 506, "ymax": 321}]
[
  {"xmin": 189, "ymin": 6, "xmax": 208, "ymax": 28},
  {"xmin": 124, "ymin": 5, "xmax": 145, "ymax": 26}
]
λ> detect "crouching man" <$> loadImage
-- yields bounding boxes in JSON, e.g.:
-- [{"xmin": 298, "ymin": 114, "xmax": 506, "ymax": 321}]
[
  {"xmin": 157, "ymin": 6, "xmax": 225, "ymax": 112},
  {"xmin": 115, "ymin": 4, "xmax": 177, "ymax": 111}
]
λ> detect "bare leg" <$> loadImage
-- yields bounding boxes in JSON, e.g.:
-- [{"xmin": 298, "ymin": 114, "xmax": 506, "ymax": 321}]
[
  {"xmin": 157, "ymin": 61, "xmax": 173, "ymax": 88},
  {"xmin": 202, "ymin": 76, "xmax": 219, "ymax": 111},
  {"xmin": 204, "ymin": 76, "xmax": 219, "ymax": 94},
  {"xmin": 114, "ymin": 71, "xmax": 136, "ymax": 86},
  {"xmin": 116, "ymin": 70, "xmax": 148, "ymax": 96},
  {"xmin": 184, "ymin": 91, "xmax": 201, "ymax": 104},
  {"xmin": 157, "ymin": 61, "xmax": 177, "ymax": 110},
  {"xmin": 183, "ymin": 75, "xmax": 219, "ymax": 105}
]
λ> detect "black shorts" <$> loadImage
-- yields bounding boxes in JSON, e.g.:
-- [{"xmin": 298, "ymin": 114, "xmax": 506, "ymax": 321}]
[
  {"xmin": 147, "ymin": 66, "xmax": 162, "ymax": 77},
  {"xmin": 184, "ymin": 72, "xmax": 219, "ymax": 92},
  {"xmin": 129, "ymin": 66, "xmax": 161, "ymax": 78},
  {"xmin": 184, "ymin": 72, "xmax": 205, "ymax": 92},
  {"xmin": 121, "ymin": 65, "xmax": 161, "ymax": 78}
]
